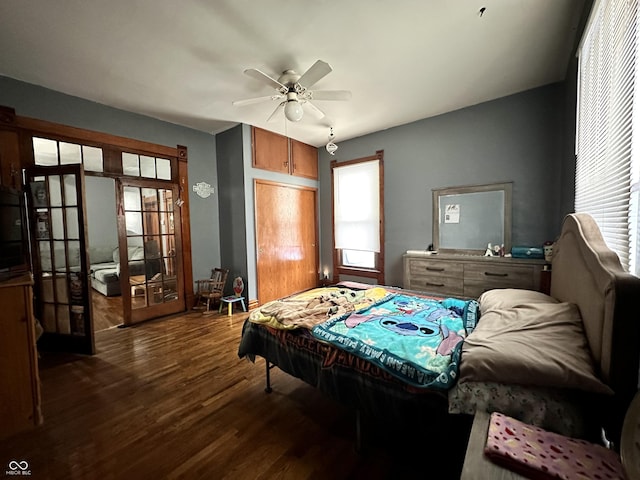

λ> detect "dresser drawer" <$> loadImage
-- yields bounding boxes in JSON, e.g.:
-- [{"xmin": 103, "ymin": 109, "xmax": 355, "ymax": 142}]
[
  {"xmin": 464, "ymin": 264, "xmax": 535, "ymax": 298},
  {"xmin": 407, "ymin": 275, "xmax": 464, "ymax": 296},
  {"xmin": 407, "ymin": 258, "xmax": 464, "ymax": 278},
  {"xmin": 407, "ymin": 258, "xmax": 464, "ymax": 296}
]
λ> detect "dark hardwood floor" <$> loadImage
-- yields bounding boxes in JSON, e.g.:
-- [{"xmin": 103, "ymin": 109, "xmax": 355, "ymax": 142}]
[
  {"xmin": 91, "ymin": 289, "xmax": 123, "ymax": 332},
  {"xmin": 1, "ymin": 309, "xmax": 471, "ymax": 479}
]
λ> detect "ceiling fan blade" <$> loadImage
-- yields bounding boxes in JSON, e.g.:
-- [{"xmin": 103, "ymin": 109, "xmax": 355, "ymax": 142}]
[
  {"xmin": 304, "ymin": 101, "xmax": 326, "ymax": 119},
  {"xmin": 232, "ymin": 94, "xmax": 282, "ymax": 106},
  {"xmin": 267, "ymin": 102, "xmax": 285, "ymax": 122},
  {"xmin": 297, "ymin": 60, "xmax": 332, "ymax": 88},
  {"xmin": 244, "ymin": 68, "xmax": 287, "ymax": 90},
  {"xmin": 308, "ymin": 90, "xmax": 352, "ymax": 101}
]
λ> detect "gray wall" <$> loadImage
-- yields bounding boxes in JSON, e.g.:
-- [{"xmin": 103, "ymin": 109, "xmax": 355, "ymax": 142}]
[
  {"xmin": 0, "ymin": 75, "xmax": 220, "ymax": 283},
  {"xmin": 216, "ymin": 124, "xmax": 248, "ymax": 297},
  {"xmin": 319, "ymin": 83, "xmax": 567, "ymax": 288},
  {"xmin": 85, "ymin": 176, "xmax": 117, "ymax": 249},
  {"xmin": 558, "ymin": 0, "xmax": 595, "ymax": 219}
]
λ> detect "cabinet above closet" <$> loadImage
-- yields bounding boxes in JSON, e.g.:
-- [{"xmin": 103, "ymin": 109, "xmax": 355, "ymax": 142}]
[{"xmin": 251, "ymin": 126, "xmax": 318, "ymax": 180}]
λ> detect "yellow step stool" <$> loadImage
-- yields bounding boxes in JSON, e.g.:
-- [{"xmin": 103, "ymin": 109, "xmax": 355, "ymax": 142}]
[{"xmin": 219, "ymin": 295, "xmax": 246, "ymax": 316}]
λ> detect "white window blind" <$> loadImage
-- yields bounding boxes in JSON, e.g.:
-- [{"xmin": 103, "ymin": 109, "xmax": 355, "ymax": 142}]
[
  {"xmin": 576, "ymin": 0, "xmax": 639, "ymax": 272},
  {"xmin": 334, "ymin": 159, "xmax": 380, "ymax": 252}
]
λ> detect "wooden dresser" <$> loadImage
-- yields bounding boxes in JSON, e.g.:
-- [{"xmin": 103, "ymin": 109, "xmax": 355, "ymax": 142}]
[
  {"xmin": 0, "ymin": 273, "xmax": 42, "ymax": 439},
  {"xmin": 403, "ymin": 252, "xmax": 546, "ymax": 298}
]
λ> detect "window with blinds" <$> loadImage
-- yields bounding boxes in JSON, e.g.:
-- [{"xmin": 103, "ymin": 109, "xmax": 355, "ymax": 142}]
[
  {"xmin": 334, "ymin": 160, "xmax": 380, "ymax": 252},
  {"xmin": 331, "ymin": 151, "xmax": 385, "ymax": 283},
  {"xmin": 575, "ymin": 0, "xmax": 639, "ymax": 274}
]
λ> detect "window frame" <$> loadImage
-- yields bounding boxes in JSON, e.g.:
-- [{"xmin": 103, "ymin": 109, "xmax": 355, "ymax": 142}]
[{"xmin": 331, "ymin": 150, "xmax": 385, "ymax": 283}]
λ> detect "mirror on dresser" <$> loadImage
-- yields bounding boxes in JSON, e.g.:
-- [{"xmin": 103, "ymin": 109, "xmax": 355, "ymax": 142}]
[{"xmin": 432, "ymin": 182, "xmax": 512, "ymax": 255}]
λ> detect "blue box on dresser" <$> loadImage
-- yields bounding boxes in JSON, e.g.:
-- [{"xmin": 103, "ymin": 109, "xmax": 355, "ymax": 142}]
[{"xmin": 511, "ymin": 246, "xmax": 544, "ymax": 259}]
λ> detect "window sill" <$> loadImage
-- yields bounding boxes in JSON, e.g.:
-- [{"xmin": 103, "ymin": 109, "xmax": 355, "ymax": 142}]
[{"xmin": 336, "ymin": 266, "xmax": 383, "ymax": 281}]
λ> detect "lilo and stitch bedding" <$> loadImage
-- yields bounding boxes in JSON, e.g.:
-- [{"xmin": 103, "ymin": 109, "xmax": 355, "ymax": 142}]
[
  {"xmin": 246, "ymin": 284, "xmax": 478, "ymax": 389},
  {"xmin": 311, "ymin": 293, "xmax": 478, "ymax": 389},
  {"xmin": 238, "ymin": 282, "xmax": 464, "ymax": 421},
  {"xmin": 237, "ymin": 284, "xmax": 460, "ymax": 424}
]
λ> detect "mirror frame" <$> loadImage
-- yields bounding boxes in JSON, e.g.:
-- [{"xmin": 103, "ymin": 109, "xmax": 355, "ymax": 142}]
[{"xmin": 432, "ymin": 182, "xmax": 512, "ymax": 255}]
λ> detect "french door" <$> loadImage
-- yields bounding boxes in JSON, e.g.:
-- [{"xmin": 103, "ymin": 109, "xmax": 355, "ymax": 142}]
[
  {"xmin": 117, "ymin": 178, "xmax": 185, "ymax": 325},
  {"xmin": 26, "ymin": 165, "xmax": 95, "ymax": 354}
]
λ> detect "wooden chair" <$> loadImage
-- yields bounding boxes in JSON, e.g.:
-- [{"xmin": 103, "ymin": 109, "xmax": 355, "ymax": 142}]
[{"xmin": 193, "ymin": 268, "xmax": 229, "ymax": 314}]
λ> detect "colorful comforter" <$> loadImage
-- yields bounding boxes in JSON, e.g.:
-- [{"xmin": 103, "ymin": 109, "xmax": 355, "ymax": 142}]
[
  {"xmin": 311, "ymin": 293, "xmax": 478, "ymax": 389},
  {"xmin": 248, "ymin": 286, "xmax": 392, "ymax": 330}
]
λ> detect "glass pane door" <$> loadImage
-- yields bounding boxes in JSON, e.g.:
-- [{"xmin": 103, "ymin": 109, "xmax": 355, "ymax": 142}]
[
  {"xmin": 119, "ymin": 180, "xmax": 184, "ymax": 325},
  {"xmin": 26, "ymin": 165, "xmax": 94, "ymax": 354}
]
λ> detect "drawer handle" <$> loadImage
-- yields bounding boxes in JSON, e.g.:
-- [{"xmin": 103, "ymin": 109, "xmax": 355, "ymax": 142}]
[
  {"xmin": 426, "ymin": 281, "xmax": 445, "ymax": 287},
  {"xmin": 426, "ymin": 267, "xmax": 445, "ymax": 272},
  {"xmin": 484, "ymin": 272, "xmax": 508, "ymax": 277}
]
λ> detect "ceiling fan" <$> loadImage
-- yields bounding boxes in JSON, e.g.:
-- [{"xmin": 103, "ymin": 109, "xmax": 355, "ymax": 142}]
[{"xmin": 233, "ymin": 60, "xmax": 351, "ymax": 123}]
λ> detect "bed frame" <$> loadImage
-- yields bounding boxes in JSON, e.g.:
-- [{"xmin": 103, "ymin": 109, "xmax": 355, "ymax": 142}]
[
  {"xmin": 238, "ymin": 213, "xmax": 640, "ymax": 449},
  {"xmin": 551, "ymin": 213, "xmax": 640, "ymax": 446}
]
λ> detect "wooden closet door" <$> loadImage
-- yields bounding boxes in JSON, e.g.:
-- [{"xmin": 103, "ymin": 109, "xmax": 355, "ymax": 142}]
[{"xmin": 255, "ymin": 180, "xmax": 318, "ymax": 304}]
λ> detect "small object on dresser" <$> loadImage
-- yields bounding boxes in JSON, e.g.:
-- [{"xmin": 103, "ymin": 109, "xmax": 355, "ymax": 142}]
[
  {"xmin": 511, "ymin": 246, "xmax": 544, "ymax": 259},
  {"xmin": 543, "ymin": 240, "xmax": 554, "ymax": 263},
  {"xmin": 485, "ymin": 243, "xmax": 494, "ymax": 257}
]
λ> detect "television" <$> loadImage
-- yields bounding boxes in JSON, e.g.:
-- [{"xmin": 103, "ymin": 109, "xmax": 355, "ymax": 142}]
[{"xmin": 0, "ymin": 185, "xmax": 30, "ymax": 280}]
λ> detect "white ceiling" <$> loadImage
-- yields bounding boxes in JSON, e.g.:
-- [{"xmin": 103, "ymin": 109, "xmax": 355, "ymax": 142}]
[{"xmin": 0, "ymin": 0, "xmax": 586, "ymax": 148}]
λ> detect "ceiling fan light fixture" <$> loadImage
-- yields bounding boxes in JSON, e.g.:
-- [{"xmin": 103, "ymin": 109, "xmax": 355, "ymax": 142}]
[
  {"xmin": 284, "ymin": 100, "xmax": 303, "ymax": 122},
  {"xmin": 235, "ymin": 60, "xmax": 351, "ymax": 124},
  {"xmin": 284, "ymin": 92, "xmax": 304, "ymax": 122}
]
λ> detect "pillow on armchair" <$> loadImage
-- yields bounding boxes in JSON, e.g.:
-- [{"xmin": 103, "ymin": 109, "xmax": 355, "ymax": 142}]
[
  {"xmin": 89, "ymin": 246, "xmax": 116, "ymax": 265},
  {"xmin": 113, "ymin": 246, "xmax": 146, "ymax": 276},
  {"xmin": 112, "ymin": 246, "xmax": 145, "ymax": 263}
]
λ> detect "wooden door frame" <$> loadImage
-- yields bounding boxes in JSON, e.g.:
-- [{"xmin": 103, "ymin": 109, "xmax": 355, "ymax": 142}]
[{"xmin": 0, "ymin": 106, "xmax": 194, "ymax": 318}]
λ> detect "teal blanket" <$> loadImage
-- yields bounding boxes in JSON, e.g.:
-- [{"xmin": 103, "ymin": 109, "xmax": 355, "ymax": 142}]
[{"xmin": 311, "ymin": 293, "xmax": 478, "ymax": 389}]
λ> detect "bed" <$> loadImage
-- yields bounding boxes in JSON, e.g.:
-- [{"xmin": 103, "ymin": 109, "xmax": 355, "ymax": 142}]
[{"xmin": 237, "ymin": 213, "xmax": 640, "ymax": 450}]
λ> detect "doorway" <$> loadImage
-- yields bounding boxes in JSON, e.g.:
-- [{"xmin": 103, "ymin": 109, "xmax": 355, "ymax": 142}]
[
  {"xmin": 85, "ymin": 176, "xmax": 123, "ymax": 331},
  {"xmin": 18, "ymin": 122, "xmax": 193, "ymax": 354}
]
